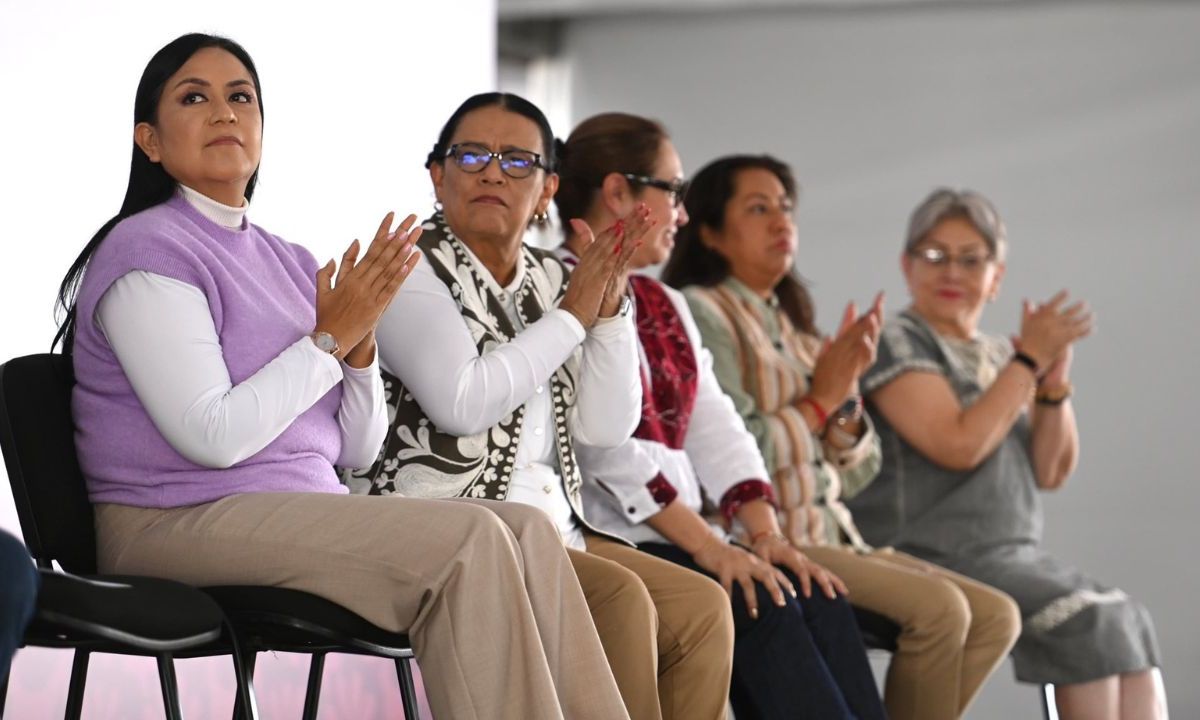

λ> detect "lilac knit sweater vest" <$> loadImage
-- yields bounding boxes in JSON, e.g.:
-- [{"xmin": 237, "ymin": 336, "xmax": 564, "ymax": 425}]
[{"xmin": 72, "ymin": 194, "xmax": 345, "ymax": 507}]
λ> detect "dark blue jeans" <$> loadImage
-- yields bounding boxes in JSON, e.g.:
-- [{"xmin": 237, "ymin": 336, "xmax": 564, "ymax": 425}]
[
  {"xmin": 640, "ymin": 542, "xmax": 887, "ymax": 720},
  {"xmin": 0, "ymin": 530, "xmax": 37, "ymax": 681}
]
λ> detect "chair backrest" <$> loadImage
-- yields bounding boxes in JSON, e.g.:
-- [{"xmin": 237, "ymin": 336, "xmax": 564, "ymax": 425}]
[{"xmin": 0, "ymin": 353, "xmax": 97, "ymax": 573}]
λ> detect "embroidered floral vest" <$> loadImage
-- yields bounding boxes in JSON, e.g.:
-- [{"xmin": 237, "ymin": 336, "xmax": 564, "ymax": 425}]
[{"xmin": 343, "ymin": 214, "xmax": 588, "ymax": 512}]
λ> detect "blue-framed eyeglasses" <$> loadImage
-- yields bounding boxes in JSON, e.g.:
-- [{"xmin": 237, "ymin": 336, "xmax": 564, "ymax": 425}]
[{"xmin": 445, "ymin": 143, "xmax": 548, "ymax": 179}]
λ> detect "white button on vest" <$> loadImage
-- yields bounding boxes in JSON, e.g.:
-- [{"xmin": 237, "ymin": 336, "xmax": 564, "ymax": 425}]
[
  {"xmin": 535, "ymin": 385, "xmax": 544, "ymax": 394},
  {"xmin": 543, "ymin": 485, "xmax": 553, "ymax": 494},
  {"xmin": 534, "ymin": 427, "xmax": 544, "ymax": 437}
]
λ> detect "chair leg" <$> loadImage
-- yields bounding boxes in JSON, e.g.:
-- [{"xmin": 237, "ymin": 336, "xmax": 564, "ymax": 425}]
[
  {"xmin": 64, "ymin": 650, "xmax": 89, "ymax": 720},
  {"xmin": 156, "ymin": 654, "xmax": 183, "ymax": 720},
  {"xmin": 231, "ymin": 649, "xmax": 258, "ymax": 720},
  {"xmin": 301, "ymin": 653, "xmax": 326, "ymax": 720},
  {"xmin": 395, "ymin": 658, "xmax": 419, "ymax": 720},
  {"xmin": 1042, "ymin": 683, "xmax": 1058, "ymax": 720}
]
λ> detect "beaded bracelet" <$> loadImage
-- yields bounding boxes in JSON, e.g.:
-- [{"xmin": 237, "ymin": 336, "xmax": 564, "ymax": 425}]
[{"xmin": 1035, "ymin": 383, "xmax": 1073, "ymax": 405}]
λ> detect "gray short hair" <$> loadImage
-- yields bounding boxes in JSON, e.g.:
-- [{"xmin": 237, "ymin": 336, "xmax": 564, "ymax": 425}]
[{"xmin": 905, "ymin": 188, "xmax": 1007, "ymax": 261}]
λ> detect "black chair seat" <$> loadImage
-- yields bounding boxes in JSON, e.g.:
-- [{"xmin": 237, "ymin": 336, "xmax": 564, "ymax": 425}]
[
  {"xmin": 29, "ymin": 572, "xmax": 224, "ymax": 652},
  {"xmin": 853, "ymin": 606, "xmax": 900, "ymax": 653},
  {"xmin": 203, "ymin": 586, "xmax": 413, "ymax": 658}
]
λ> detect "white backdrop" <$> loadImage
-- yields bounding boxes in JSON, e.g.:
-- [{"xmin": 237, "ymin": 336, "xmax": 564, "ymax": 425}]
[
  {"xmin": 558, "ymin": 2, "xmax": 1200, "ymax": 717},
  {"xmin": 0, "ymin": 0, "xmax": 495, "ymax": 716}
]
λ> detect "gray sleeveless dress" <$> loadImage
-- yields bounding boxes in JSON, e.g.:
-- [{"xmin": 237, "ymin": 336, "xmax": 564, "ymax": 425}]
[{"xmin": 848, "ymin": 310, "xmax": 1160, "ymax": 685}]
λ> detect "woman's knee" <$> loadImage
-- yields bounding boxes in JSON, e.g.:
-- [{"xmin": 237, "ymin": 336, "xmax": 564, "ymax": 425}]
[
  {"xmin": 417, "ymin": 501, "xmax": 520, "ymax": 566},
  {"xmin": 969, "ymin": 586, "xmax": 1022, "ymax": 645},
  {"xmin": 484, "ymin": 500, "xmax": 562, "ymax": 547},
  {"xmin": 904, "ymin": 577, "xmax": 972, "ymax": 643},
  {"xmin": 682, "ymin": 568, "xmax": 734, "ymax": 637},
  {"xmin": 591, "ymin": 562, "xmax": 657, "ymax": 630}
]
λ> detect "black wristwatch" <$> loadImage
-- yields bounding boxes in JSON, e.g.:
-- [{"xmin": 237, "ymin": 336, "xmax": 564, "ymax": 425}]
[{"xmin": 834, "ymin": 395, "xmax": 863, "ymax": 424}]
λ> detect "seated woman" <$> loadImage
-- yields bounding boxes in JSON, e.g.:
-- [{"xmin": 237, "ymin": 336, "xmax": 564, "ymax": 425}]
[
  {"xmin": 662, "ymin": 155, "xmax": 1022, "ymax": 720},
  {"xmin": 351, "ymin": 93, "xmax": 734, "ymax": 720},
  {"xmin": 849, "ymin": 188, "xmax": 1166, "ymax": 720},
  {"xmin": 0, "ymin": 530, "xmax": 37, "ymax": 682},
  {"xmin": 556, "ymin": 112, "xmax": 887, "ymax": 720},
  {"xmin": 59, "ymin": 35, "xmax": 626, "ymax": 720}
]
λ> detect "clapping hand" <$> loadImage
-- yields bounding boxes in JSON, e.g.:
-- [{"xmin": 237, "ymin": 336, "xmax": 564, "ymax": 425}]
[
  {"xmin": 807, "ymin": 292, "xmax": 885, "ymax": 411},
  {"xmin": 314, "ymin": 212, "xmax": 423, "ymax": 362},
  {"xmin": 1015, "ymin": 290, "xmax": 1093, "ymax": 372},
  {"xmin": 560, "ymin": 203, "xmax": 654, "ymax": 328}
]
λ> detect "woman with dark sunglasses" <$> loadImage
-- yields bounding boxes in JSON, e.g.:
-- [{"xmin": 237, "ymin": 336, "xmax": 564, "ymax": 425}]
[{"xmin": 352, "ymin": 93, "xmax": 735, "ymax": 720}]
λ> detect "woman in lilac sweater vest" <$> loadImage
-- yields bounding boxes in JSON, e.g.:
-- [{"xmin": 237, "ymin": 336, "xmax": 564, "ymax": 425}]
[{"xmin": 53, "ymin": 33, "xmax": 628, "ymax": 720}]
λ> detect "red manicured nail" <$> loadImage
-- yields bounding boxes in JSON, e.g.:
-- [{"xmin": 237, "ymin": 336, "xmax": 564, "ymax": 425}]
[
  {"xmin": 613, "ymin": 242, "xmax": 623, "ymax": 255},
  {"xmin": 613, "ymin": 219, "xmax": 625, "ymax": 237}
]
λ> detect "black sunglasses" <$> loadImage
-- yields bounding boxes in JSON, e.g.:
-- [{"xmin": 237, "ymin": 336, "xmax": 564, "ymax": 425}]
[{"xmin": 621, "ymin": 173, "xmax": 688, "ymax": 208}]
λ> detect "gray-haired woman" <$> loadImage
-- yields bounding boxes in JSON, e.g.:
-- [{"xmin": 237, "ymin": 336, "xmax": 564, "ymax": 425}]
[{"xmin": 849, "ymin": 188, "xmax": 1166, "ymax": 719}]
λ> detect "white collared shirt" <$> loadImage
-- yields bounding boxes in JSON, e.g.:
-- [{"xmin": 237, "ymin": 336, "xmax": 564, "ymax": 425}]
[{"xmin": 376, "ymin": 240, "xmax": 642, "ymax": 550}]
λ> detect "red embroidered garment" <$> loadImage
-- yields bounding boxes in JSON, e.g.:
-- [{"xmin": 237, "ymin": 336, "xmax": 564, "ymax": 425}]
[
  {"xmin": 629, "ymin": 276, "xmax": 776, "ymax": 518},
  {"xmin": 559, "ymin": 251, "xmax": 773, "ymax": 517},
  {"xmin": 630, "ymin": 275, "xmax": 699, "ymax": 449}
]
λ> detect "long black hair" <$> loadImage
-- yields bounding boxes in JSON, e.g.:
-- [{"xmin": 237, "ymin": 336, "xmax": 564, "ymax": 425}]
[
  {"xmin": 660, "ymin": 154, "xmax": 816, "ymax": 335},
  {"xmin": 53, "ymin": 33, "xmax": 263, "ymax": 352},
  {"xmin": 425, "ymin": 92, "xmax": 557, "ymax": 172}
]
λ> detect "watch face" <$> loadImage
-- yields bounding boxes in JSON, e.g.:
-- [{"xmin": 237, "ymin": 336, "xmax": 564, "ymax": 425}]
[
  {"xmin": 313, "ymin": 332, "xmax": 338, "ymax": 353},
  {"xmin": 836, "ymin": 395, "xmax": 863, "ymax": 420}
]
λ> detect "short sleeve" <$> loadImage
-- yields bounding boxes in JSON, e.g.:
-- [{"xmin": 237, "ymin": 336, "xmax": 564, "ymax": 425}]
[{"xmin": 862, "ymin": 312, "xmax": 948, "ymax": 394}]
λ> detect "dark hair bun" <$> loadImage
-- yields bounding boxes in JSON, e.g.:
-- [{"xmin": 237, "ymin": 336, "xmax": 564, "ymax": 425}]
[{"xmin": 424, "ymin": 143, "xmax": 443, "ymax": 169}]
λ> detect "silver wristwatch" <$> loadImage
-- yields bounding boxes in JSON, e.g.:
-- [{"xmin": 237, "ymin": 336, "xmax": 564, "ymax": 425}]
[
  {"xmin": 310, "ymin": 331, "xmax": 340, "ymax": 355},
  {"xmin": 617, "ymin": 293, "xmax": 633, "ymax": 317}
]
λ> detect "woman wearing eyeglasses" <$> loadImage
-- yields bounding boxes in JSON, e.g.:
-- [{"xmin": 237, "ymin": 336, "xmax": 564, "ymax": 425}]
[
  {"xmin": 58, "ymin": 35, "xmax": 631, "ymax": 720},
  {"xmin": 556, "ymin": 113, "xmax": 888, "ymax": 720},
  {"xmin": 662, "ymin": 158, "xmax": 1023, "ymax": 720},
  {"xmin": 351, "ymin": 93, "xmax": 734, "ymax": 720},
  {"xmin": 847, "ymin": 188, "xmax": 1166, "ymax": 720}
]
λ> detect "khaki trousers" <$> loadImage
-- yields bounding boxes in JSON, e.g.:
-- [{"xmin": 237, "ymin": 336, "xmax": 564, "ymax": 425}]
[
  {"xmin": 95, "ymin": 494, "xmax": 629, "ymax": 720},
  {"xmin": 568, "ymin": 535, "xmax": 733, "ymax": 720},
  {"xmin": 805, "ymin": 546, "xmax": 1021, "ymax": 720}
]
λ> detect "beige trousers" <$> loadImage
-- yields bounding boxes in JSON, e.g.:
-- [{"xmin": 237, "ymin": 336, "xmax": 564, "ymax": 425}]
[
  {"xmin": 805, "ymin": 546, "xmax": 1021, "ymax": 720},
  {"xmin": 568, "ymin": 535, "xmax": 734, "ymax": 720},
  {"xmin": 95, "ymin": 493, "xmax": 629, "ymax": 720}
]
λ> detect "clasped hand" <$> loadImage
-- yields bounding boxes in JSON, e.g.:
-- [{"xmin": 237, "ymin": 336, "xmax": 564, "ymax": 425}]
[{"xmin": 693, "ymin": 533, "xmax": 846, "ymax": 620}]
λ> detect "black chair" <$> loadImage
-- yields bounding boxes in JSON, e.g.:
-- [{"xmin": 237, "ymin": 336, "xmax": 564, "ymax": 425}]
[
  {"xmin": 853, "ymin": 606, "xmax": 900, "ymax": 655},
  {"xmin": 852, "ymin": 605, "xmax": 1054, "ymax": 719},
  {"xmin": 0, "ymin": 353, "xmax": 420, "ymax": 720},
  {"xmin": 207, "ymin": 586, "xmax": 419, "ymax": 720},
  {"xmin": 0, "ymin": 354, "xmax": 256, "ymax": 720}
]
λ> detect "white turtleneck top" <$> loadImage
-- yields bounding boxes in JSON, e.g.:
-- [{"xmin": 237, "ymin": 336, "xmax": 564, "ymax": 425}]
[{"xmin": 92, "ymin": 185, "xmax": 387, "ymax": 472}]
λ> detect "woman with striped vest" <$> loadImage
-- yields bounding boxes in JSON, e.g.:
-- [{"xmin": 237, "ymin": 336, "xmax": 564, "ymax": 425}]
[{"xmin": 661, "ymin": 154, "xmax": 1021, "ymax": 720}]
